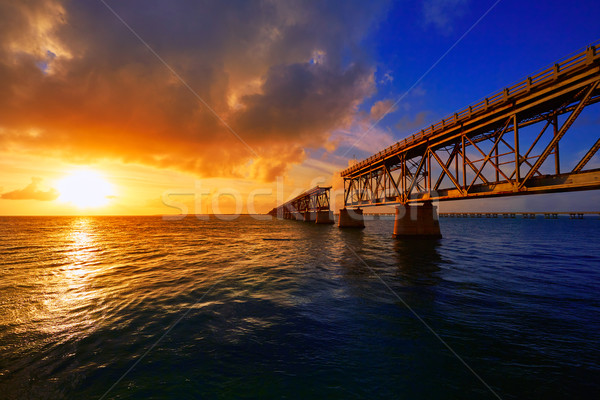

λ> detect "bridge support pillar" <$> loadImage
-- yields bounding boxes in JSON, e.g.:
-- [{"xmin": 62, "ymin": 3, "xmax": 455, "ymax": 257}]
[
  {"xmin": 303, "ymin": 211, "xmax": 316, "ymax": 222},
  {"xmin": 393, "ymin": 203, "xmax": 442, "ymax": 239},
  {"xmin": 315, "ymin": 210, "xmax": 334, "ymax": 224},
  {"xmin": 291, "ymin": 211, "xmax": 303, "ymax": 221},
  {"xmin": 338, "ymin": 208, "xmax": 365, "ymax": 228}
]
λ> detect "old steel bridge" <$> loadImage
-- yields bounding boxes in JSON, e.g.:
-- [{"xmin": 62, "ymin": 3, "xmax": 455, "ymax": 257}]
[
  {"xmin": 268, "ymin": 186, "xmax": 334, "ymax": 224},
  {"xmin": 338, "ymin": 43, "xmax": 600, "ymax": 237}
]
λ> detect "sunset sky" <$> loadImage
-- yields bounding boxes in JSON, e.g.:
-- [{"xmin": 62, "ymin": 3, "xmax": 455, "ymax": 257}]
[{"xmin": 1, "ymin": 0, "xmax": 600, "ymax": 215}]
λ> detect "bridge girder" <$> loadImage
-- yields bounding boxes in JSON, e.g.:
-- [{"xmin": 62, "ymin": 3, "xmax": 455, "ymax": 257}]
[{"xmin": 342, "ymin": 44, "xmax": 600, "ymax": 206}]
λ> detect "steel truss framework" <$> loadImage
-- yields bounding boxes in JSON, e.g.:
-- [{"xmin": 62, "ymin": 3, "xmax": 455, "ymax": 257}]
[
  {"xmin": 268, "ymin": 186, "xmax": 332, "ymax": 218},
  {"xmin": 341, "ymin": 44, "xmax": 600, "ymax": 207}
]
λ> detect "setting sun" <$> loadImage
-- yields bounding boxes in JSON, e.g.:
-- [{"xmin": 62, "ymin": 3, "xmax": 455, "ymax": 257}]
[{"xmin": 56, "ymin": 170, "xmax": 115, "ymax": 208}]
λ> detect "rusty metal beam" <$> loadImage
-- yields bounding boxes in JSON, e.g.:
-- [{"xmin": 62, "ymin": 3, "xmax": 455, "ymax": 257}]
[
  {"xmin": 430, "ymin": 147, "xmax": 463, "ymax": 194},
  {"xmin": 573, "ymin": 137, "xmax": 600, "ymax": 172},
  {"xmin": 520, "ymin": 80, "xmax": 599, "ymax": 189}
]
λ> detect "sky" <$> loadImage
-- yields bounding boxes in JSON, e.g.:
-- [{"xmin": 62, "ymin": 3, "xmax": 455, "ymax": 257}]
[{"xmin": 1, "ymin": 0, "xmax": 600, "ymax": 215}]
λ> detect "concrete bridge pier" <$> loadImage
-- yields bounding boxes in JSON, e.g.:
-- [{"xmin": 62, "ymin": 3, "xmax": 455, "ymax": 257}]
[
  {"xmin": 303, "ymin": 211, "xmax": 316, "ymax": 222},
  {"xmin": 393, "ymin": 202, "xmax": 442, "ymax": 239},
  {"xmin": 315, "ymin": 210, "xmax": 334, "ymax": 224},
  {"xmin": 338, "ymin": 208, "xmax": 365, "ymax": 228},
  {"xmin": 291, "ymin": 211, "xmax": 303, "ymax": 221}
]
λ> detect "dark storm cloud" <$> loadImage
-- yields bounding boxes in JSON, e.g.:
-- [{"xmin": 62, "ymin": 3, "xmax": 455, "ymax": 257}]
[{"xmin": 0, "ymin": 0, "xmax": 389, "ymax": 180}]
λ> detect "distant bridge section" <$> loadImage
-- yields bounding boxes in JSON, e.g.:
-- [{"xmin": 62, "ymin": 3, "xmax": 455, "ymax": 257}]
[
  {"xmin": 268, "ymin": 186, "xmax": 334, "ymax": 223},
  {"xmin": 341, "ymin": 43, "xmax": 600, "ymax": 207}
]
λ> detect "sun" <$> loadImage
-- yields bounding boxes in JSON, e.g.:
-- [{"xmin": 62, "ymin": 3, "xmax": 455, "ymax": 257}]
[{"xmin": 56, "ymin": 170, "xmax": 115, "ymax": 208}]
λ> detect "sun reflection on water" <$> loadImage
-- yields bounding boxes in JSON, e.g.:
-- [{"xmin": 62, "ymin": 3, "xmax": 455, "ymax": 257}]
[
  {"xmin": 66, "ymin": 218, "xmax": 95, "ymax": 271},
  {"xmin": 39, "ymin": 217, "xmax": 103, "ymax": 336}
]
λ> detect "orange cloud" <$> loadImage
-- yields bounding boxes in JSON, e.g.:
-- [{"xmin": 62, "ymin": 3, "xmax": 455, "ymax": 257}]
[
  {"xmin": 370, "ymin": 99, "xmax": 398, "ymax": 121},
  {"xmin": 1, "ymin": 177, "xmax": 59, "ymax": 201},
  {"xmin": 0, "ymin": 0, "xmax": 388, "ymax": 181}
]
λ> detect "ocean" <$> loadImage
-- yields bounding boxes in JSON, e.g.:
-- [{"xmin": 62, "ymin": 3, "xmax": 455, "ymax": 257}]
[{"xmin": 0, "ymin": 215, "xmax": 599, "ymax": 399}]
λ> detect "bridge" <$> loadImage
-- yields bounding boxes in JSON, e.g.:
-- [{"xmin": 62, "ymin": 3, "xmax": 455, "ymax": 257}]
[
  {"xmin": 268, "ymin": 186, "xmax": 334, "ymax": 224},
  {"xmin": 337, "ymin": 42, "xmax": 600, "ymax": 238}
]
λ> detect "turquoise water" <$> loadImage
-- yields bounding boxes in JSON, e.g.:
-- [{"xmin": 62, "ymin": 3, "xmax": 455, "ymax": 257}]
[{"xmin": 0, "ymin": 215, "xmax": 599, "ymax": 399}]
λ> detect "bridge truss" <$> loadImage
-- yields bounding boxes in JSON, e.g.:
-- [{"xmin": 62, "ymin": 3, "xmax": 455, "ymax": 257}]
[
  {"xmin": 268, "ymin": 186, "xmax": 332, "ymax": 218},
  {"xmin": 341, "ymin": 44, "xmax": 600, "ymax": 206}
]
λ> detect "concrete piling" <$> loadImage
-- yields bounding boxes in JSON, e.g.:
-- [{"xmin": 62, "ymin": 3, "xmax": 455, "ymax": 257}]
[
  {"xmin": 303, "ymin": 211, "xmax": 316, "ymax": 222},
  {"xmin": 315, "ymin": 210, "xmax": 334, "ymax": 224},
  {"xmin": 392, "ymin": 202, "xmax": 442, "ymax": 239},
  {"xmin": 338, "ymin": 208, "xmax": 365, "ymax": 228}
]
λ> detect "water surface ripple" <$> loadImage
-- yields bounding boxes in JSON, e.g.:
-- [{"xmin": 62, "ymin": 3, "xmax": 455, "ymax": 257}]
[{"xmin": 0, "ymin": 216, "xmax": 599, "ymax": 399}]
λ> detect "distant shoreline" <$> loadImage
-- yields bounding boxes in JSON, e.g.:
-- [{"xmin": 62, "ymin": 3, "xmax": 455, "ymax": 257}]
[{"xmin": 0, "ymin": 212, "xmax": 598, "ymax": 218}]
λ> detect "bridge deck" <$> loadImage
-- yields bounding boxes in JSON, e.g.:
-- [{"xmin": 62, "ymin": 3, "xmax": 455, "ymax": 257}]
[{"xmin": 341, "ymin": 42, "xmax": 600, "ymax": 207}]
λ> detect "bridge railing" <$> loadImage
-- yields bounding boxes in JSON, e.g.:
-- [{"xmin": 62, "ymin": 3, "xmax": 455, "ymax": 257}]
[{"xmin": 341, "ymin": 41, "xmax": 600, "ymax": 177}]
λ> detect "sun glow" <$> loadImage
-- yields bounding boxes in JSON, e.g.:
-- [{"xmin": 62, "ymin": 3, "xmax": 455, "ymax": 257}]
[{"xmin": 57, "ymin": 170, "xmax": 115, "ymax": 208}]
